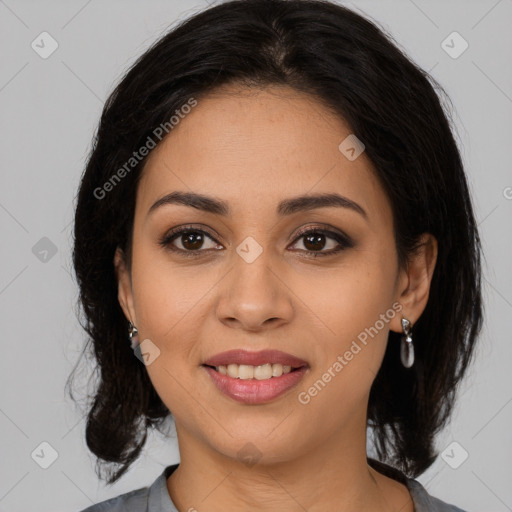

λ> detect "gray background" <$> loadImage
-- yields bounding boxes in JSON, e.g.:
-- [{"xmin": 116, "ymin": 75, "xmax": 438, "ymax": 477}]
[{"xmin": 0, "ymin": 0, "xmax": 511, "ymax": 510}]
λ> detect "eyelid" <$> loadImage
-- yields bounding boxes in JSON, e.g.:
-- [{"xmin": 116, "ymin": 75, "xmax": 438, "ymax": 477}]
[{"xmin": 293, "ymin": 223, "xmax": 352, "ymax": 243}]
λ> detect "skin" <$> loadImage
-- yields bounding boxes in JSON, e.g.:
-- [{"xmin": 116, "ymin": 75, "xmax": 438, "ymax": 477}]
[{"xmin": 115, "ymin": 84, "xmax": 437, "ymax": 512}]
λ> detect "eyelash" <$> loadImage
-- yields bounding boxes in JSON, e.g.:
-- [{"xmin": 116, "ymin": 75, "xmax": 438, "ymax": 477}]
[{"xmin": 158, "ymin": 224, "xmax": 354, "ymax": 258}]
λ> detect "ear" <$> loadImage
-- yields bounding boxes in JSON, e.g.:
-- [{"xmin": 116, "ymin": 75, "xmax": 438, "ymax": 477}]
[
  {"xmin": 389, "ymin": 233, "xmax": 438, "ymax": 333},
  {"xmin": 113, "ymin": 246, "xmax": 137, "ymax": 326}
]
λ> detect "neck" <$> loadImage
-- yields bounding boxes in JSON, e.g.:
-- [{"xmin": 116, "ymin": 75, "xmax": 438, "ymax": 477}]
[{"xmin": 166, "ymin": 411, "xmax": 413, "ymax": 512}]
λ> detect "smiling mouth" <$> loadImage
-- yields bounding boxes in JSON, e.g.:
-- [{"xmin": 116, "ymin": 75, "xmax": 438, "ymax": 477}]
[{"xmin": 202, "ymin": 363, "xmax": 304, "ymax": 380}]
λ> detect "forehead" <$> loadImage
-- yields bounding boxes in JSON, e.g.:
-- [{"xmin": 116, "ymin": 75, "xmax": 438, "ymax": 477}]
[{"xmin": 136, "ymin": 84, "xmax": 390, "ymax": 224}]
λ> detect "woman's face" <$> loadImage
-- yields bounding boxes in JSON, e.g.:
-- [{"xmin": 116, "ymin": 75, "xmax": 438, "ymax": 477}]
[{"xmin": 115, "ymin": 84, "xmax": 420, "ymax": 465}]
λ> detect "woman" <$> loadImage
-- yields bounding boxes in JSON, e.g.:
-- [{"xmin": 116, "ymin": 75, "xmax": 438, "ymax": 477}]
[{"xmin": 70, "ymin": 0, "xmax": 483, "ymax": 510}]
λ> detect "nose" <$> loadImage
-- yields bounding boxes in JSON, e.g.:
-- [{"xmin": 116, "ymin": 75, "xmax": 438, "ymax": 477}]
[{"xmin": 215, "ymin": 248, "xmax": 294, "ymax": 333}]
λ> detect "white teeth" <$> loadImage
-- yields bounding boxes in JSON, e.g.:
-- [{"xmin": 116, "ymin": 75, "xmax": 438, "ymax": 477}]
[
  {"xmin": 272, "ymin": 364, "xmax": 283, "ymax": 377},
  {"xmin": 227, "ymin": 364, "xmax": 238, "ymax": 378},
  {"xmin": 253, "ymin": 363, "xmax": 272, "ymax": 380},
  {"xmin": 215, "ymin": 363, "xmax": 294, "ymax": 379},
  {"xmin": 238, "ymin": 364, "xmax": 254, "ymax": 379}
]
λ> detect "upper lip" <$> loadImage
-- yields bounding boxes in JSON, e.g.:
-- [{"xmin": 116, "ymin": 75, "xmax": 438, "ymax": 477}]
[{"xmin": 203, "ymin": 349, "xmax": 309, "ymax": 368}]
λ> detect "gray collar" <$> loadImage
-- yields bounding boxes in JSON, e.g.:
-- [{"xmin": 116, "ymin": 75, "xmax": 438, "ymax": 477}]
[{"xmin": 147, "ymin": 464, "xmax": 179, "ymax": 511}]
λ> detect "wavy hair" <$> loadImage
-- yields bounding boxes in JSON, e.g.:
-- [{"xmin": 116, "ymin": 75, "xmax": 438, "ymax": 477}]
[{"xmin": 67, "ymin": 0, "xmax": 483, "ymax": 484}]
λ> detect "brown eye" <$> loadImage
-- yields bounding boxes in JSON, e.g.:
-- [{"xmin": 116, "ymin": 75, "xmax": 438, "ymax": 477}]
[
  {"xmin": 179, "ymin": 231, "xmax": 206, "ymax": 250},
  {"xmin": 289, "ymin": 227, "xmax": 354, "ymax": 257},
  {"xmin": 302, "ymin": 232, "xmax": 329, "ymax": 251},
  {"xmin": 159, "ymin": 227, "xmax": 222, "ymax": 255}
]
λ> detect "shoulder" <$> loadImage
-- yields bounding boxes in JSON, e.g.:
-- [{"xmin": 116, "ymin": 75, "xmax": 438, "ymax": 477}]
[
  {"xmin": 368, "ymin": 457, "xmax": 467, "ymax": 512},
  {"xmin": 77, "ymin": 485, "xmax": 149, "ymax": 512},
  {"xmin": 76, "ymin": 463, "xmax": 179, "ymax": 512},
  {"xmin": 407, "ymin": 479, "xmax": 467, "ymax": 512}
]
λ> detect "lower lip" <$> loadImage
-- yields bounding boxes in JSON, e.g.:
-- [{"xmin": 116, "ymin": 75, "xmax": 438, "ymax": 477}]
[{"xmin": 202, "ymin": 365, "xmax": 308, "ymax": 405}]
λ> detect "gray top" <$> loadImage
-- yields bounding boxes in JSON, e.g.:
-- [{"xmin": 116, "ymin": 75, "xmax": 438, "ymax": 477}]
[{"xmin": 79, "ymin": 462, "xmax": 466, "ymax": 512}]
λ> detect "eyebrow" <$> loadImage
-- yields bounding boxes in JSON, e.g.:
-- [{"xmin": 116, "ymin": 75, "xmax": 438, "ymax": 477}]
[{"xmin": 147, "ymin": 191, "xmax": 368, "ymax": 220}]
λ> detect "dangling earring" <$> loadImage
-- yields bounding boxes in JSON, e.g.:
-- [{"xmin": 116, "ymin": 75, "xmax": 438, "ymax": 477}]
[
  {"xmin": 128, "ymin": 321, "xmax": 139, "ymax": 349},
  {"xmin": 400, "ymin": 317, "xmax": 414, "ymax": 368}
]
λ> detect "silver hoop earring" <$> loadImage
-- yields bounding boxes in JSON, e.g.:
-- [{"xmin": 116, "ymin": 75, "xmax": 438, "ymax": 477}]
[
  {"xmin": 400, "ymin": 317, "xmax": 414, "ymax": 368},
  {"xmin": 128, "ymin": 321, "xmax": 139, "ymax": 349}
]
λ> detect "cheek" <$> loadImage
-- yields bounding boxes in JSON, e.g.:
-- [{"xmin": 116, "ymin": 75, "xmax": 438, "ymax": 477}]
[
  {"xmin": 302, "ymin": 244, "xmax": 397, "ymax": 333},
  {"xmin": 130, "ymin": 244, "xmax": 206, "ymax": 337},
  {"xmin": 300, "ymin": 245, "xmax": 398, "ymax": 384},
  {"xmin": 129, "ymin": 244, "xmax": 224, "ymax": 396},
  {"xmin": 295, "ymin": 272, "xmax": 395, "ymax": 423}
]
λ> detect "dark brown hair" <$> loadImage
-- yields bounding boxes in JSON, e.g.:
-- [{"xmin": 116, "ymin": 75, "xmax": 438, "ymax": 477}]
[{"xmin": 68, "ymin": 0, "xmax": 483, "ymax": 484}]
